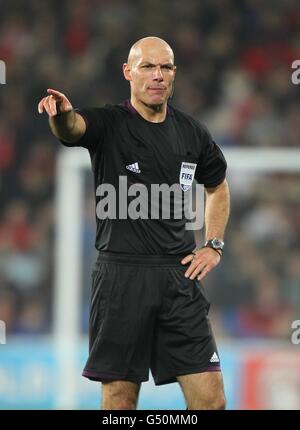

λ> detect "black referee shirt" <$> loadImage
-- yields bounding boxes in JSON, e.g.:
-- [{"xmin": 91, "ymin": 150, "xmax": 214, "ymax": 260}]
[{"xmin": 60, "ymin": 100, "xmax": 227, "ymax": 255}]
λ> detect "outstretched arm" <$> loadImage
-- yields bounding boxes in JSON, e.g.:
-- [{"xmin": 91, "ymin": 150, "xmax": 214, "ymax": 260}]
[{"xmin": 38, "ymin": 88, "xmax": 86, "ymax": 143}]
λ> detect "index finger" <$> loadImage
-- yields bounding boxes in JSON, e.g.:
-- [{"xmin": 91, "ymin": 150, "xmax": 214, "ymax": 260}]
[{"xmin": 47, "ymin": 88, "xmax": 64, "ymax": 99}]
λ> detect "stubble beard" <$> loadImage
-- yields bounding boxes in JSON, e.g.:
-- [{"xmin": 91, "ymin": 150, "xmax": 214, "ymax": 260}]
[
  {"xmin": 144, "ymin": 102, "xmax": 164, "ymax": 112},
  {"xmin": 143, "ymin": 93, "xmax": 169, "ymax": 113},
  {"xmin": 143, "ymin": 83, "xmax": 174, "ymax": 111}
]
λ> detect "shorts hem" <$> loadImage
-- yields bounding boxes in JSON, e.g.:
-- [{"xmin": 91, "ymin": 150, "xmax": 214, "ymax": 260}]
[
  {"xmin": 82, "ymin": 369, "xmax": 148, "ymax": 383},
  {"xmin": 154, "ymin": 364, "xmax": 222, "ymax": 386}
]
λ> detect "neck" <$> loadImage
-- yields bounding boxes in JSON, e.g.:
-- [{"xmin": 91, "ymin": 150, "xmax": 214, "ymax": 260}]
[{"xmin": 130, "ymin": 96, "xmax": 167, "ymax": 123}]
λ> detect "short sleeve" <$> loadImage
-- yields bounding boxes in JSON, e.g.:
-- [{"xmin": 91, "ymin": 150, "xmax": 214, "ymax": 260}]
[
  {"xmin": 59, "ymin": 107, "xmax": 106, "ymax": 152},
  {"xmin": 194, "ymin": 126, "xmax": 227, "ymax": 187}
]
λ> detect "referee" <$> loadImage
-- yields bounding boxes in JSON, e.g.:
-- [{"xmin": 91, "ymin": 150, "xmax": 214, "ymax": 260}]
[{"xmin": 38, "ymin": 36, "xmax": 230, "ymax": 410}]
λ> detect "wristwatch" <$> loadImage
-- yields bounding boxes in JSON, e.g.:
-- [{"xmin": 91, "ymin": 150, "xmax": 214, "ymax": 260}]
[{"xmin": 203, "ymin": 238, "xmax": 224, "ymax": 256}]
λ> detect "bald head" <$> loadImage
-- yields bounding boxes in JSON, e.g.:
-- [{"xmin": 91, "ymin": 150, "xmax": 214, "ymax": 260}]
[
  {"xmin": 127, "ymin": 37, "xmax": 174, "ymax": 68},
  {"xmin": 123, "ymin": 36, "xmax": 176, "ymax": 115}
]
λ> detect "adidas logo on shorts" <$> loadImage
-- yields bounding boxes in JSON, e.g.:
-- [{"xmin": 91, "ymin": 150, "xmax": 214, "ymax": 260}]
[
  {"xmin": 126, "ymin": 162, "xmax": 141, "ymax": 174},
  {"xmin": 210, "ymin": 352, "xmax": 219, "ymax": 363}
]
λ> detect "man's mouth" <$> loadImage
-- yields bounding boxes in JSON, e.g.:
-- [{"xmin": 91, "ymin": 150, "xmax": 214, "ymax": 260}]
[{"xmin": 148, "ymin": 87, "xmax": 166, "ymax": 92}]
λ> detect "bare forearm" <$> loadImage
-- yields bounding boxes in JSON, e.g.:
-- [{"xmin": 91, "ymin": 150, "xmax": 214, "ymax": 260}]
[
  {"xmin": 48, "ymin": 110, "xmax": 86, "ymax": 143},
  {"xmin": 204, "ymin": 179, "xmax": 230, "ymax": 240}
]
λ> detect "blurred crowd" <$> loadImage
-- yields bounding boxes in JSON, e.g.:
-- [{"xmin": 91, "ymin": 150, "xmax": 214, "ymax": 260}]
[{"xmin": 0, "ymin": 0, "xmax": 299, "ymax": 338}]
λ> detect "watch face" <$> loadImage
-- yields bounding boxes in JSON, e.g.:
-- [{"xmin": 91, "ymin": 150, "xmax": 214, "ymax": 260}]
[{"xmin": 212, "ymin": 238, "xmax": 224, "ymax": 249}]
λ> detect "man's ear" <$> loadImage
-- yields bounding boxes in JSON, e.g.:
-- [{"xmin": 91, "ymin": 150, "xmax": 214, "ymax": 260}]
[{"xmin": 123, "ymin": 63, "xmax": 131, "ymax": 81}]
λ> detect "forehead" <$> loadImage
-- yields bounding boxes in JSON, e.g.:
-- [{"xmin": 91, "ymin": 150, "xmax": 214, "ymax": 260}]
[{"xmin": 134, "ymin": 45, "xmax": 174, "ymax": 65}]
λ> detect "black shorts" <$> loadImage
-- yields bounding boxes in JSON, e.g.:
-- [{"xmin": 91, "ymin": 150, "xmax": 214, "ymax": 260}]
[{"xmin": 82, "ymin": 252, "xmax": 221, "ymax": 386}]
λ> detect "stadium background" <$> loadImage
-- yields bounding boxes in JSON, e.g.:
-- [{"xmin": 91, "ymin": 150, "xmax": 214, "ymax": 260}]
[{"xmin": 0, "ymin": 0, "xmax": 300, "ymax": 409}]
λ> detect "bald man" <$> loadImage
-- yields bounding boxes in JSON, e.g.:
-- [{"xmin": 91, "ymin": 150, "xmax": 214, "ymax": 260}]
[{"xmin": 38, "ymin": 37, "xmax": 230, "ymax": 410}]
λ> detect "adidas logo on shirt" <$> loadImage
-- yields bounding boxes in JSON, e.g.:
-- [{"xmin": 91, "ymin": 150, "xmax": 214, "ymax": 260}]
[
  {"xmin": 210, "ymin": 352, "xmax": 220, "ymax": 363},
  {"xmin": 126, "ymin": 162, "xmax": 141, "ymax": 174}
]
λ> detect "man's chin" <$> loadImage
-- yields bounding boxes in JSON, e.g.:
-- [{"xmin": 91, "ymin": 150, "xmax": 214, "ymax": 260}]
[
  {"xmin": 146, "ymin": 103, "xmax": 163, "ymax": 112},
  {"xmin": 143, "ymin": 97, "xmax": 167, "ymax": 112}
]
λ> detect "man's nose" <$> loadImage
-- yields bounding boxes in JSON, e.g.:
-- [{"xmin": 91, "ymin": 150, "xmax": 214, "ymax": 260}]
[{"xmin": 152, "ymin": 66, "xmax": 163, "ymax": 80}]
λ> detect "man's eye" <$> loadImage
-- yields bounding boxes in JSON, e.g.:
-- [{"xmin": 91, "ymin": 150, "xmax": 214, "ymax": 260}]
[{"xmin": 142, "ymin": 65, "xmax": 153, "ymax": 68}]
